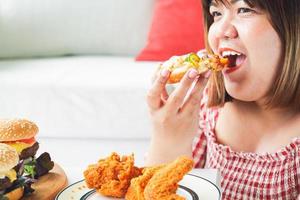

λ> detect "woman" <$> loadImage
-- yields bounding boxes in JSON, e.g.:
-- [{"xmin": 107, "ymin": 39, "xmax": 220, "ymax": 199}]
[{"xmin": 146, "ymin": 0, "xmax": 300, "ymax": 199}]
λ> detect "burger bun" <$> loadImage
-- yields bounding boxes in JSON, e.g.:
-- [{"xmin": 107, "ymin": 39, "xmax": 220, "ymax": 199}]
[
  {"xmin": 0, "ymin": 143, "xmax": 19, "ymax": 173},
  {"xmin": 0, "ymin": 119, "xmax": 38, "ymax": 142}
]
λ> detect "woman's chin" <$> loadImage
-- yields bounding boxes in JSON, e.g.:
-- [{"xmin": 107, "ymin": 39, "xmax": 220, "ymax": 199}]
[{"xmin": 225, "ymin": 87, "xmax": 257, "ymax": 102}]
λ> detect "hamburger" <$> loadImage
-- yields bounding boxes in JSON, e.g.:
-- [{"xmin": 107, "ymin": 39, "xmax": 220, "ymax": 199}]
[
  {"xmin": 0, "ymin": 143, "xmax": 24, "ymax": 200},
  {"xmin": 0, "ymin": 119, "xmax": 54, "ymax": 199},
  {"xmin": 0, "ymin": 119, "xmax": 39, "ymax": 162}
]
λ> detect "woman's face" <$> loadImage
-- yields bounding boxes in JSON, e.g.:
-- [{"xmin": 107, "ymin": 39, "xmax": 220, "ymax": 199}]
[{"xmin": 208, "ymin": 0, "xmax": 282, "ymax": 102}]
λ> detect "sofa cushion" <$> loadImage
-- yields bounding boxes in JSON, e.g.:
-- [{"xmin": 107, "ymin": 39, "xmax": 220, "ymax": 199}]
[
  {"xmin": 0, "ymin": 0, "xmax": 154, "ymax": 58},
  {"xmin": 0, "ymin": 56, "xmax": 158, "ymax": 139},
  {"xmin": 135, "ymin": 0, "xmax": 205, "ymax": 61}
]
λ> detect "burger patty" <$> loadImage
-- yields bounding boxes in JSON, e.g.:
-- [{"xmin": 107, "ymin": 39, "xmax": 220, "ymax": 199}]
[
  {"xmin": 20, "ymin": 142, "xmax": 39, "ymax": 160},
  {"xmin": 0, "ymin": 177, "xmax": 12, "ymax": 191}
]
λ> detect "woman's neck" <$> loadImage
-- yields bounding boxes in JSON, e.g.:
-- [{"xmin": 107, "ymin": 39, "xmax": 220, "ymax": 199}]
[
  {"xmin": 233, "ymin": 99, "xmax": 298, "ymax": 128},
  {"xmin": 216, "ymin": 100, "xmax": 300, "ymax": 153}
]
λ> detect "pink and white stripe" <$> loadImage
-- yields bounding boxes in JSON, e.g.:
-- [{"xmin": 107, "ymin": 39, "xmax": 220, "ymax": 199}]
[{"xmin": 192, "ymin": 89, "xmax": 300, "ymax": 199}]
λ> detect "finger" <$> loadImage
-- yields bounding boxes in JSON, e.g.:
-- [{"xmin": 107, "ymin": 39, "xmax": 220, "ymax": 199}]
[
  {"xmin": 180, "ymin": 76, "xmax": 209, "ymax": 116},
  {"xmin": 152, "ymin": 63, "xmax": 169, "ymax": 103},
  {"xmin": 153, "ymin": 55, "xmax": 182, "ymax": 83},
  {"xmin": 166, "ymin": 68, "xmax": 199, "ymax": 113},
  {"xmin": 197, "ymin": 49, "xmax": 208, "ymax": 58},
  {"xmin": 147, "ymin": 69, "xmax": 170, "ymax": 110},
  {"xmin": 151, "ymin": 63, "xmax": 163, "ymax": 83},
  {"xmin": 161, "ymin": 89, "xmax": 169, "ymax": 103}
]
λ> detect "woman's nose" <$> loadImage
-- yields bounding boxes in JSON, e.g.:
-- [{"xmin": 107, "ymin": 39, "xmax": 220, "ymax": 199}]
[{"xmin": 215, "ymin": 19, "xmax": 238, "ymax": 40}]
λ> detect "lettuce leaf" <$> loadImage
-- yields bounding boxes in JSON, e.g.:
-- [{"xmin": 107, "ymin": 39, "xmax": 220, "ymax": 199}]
[{"xmin": 24, "ymin": 162, "xmax": 36, "ymax": 179}]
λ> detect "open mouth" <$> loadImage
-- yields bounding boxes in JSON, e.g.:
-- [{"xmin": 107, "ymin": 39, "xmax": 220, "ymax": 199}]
[{"xmin": 221, "ymin": 51, "xmax": 246, "ymax": 68}]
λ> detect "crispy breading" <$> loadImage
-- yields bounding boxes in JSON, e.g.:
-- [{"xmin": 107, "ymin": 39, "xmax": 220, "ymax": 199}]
[
  {"xmin": 84, "ymin": 153, "xmax": 194, "ymax": 200},
  {"xmin": 125, "ymin": 165, "xmax": 165, "ymax": 200},
  {"xmin": 143, "ymin": 156, "xmax": 194, "ymax": 200},
  {"xmin": 83, "ymin": 152, "xmax": 142, "ymax": 198}
]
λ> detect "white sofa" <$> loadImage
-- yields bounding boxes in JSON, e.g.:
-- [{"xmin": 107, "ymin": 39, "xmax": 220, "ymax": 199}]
[
  {"xmin": 0, "ymin": 0, "xmax": 157, "ymax": 139},
  {"xmin": 0, "ymin": 0, "xmax": 158, "ymax": 182}
]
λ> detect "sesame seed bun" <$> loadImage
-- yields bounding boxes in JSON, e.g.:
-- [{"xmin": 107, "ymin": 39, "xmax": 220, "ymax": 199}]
[
  {"xmin": 4, "ymin": 187, "xmax": 24, "ymax": 200},
  {"xmin": 0, "ymin": 119, "xmax": 38, "ymax": 142},
  {"xmin": 0, "ymin": 143, "xmax": 19, "ymax": 173}
]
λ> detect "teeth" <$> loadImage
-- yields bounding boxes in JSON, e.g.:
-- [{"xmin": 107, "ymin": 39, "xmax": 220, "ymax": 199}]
[{"xmin": 221, "ymin": 51, "xmax": 242, "ymax": 57}]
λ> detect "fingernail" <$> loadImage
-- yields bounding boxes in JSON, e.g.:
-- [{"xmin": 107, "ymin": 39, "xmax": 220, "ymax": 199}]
[
  {"xmin": 188, "ymin": 69, "xmax": 198, "ymax": 79},
  {"xmin": 161, "ymin": 69, "xmax": 170, "ymax": 77}
]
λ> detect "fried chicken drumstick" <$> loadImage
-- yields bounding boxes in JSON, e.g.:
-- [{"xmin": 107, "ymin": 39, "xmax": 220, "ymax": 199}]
[
  {"xmin": 143, "ymin": 156, "xmax": 194, "ymax": 200},
  {"xmin": 125, "ymin": 165, "xmax": 165, "ymax": 200}
]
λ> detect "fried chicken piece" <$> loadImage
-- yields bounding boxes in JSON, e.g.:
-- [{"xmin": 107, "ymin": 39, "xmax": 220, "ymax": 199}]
[
  {"xmin": 125, "ymin": 165, "xmax": 165, "ymax": 200},
  {"xmin": 83, "ymin": 152, "xmax": 142, "ymax": 198},
  {"xmin": 143, "ymin": 156, "xmax": 194, "ymax": 200}
]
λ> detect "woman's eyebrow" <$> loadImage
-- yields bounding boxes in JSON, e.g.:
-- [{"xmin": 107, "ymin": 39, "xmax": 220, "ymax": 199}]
[
  {"xmin": 210, "ymin": 0, "xmax": 243, "ymax": 7},
  {"xmin": 231, "ymin": 0, "xmax": 243, "ymax": 4},
  {"xmin": 210, "ymin": 1, "xmax": 218, "ymax": 7}
]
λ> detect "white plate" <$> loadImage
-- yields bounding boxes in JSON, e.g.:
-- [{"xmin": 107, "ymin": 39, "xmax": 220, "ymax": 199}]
[{"xmin": 55, "ymin": 173, "xmax": 221, "ymax": 200}]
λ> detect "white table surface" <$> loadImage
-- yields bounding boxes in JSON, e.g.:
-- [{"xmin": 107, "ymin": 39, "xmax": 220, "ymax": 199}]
[{"xmin": 37, "ymin": 137, "xmax": 220, "ymax": 189}]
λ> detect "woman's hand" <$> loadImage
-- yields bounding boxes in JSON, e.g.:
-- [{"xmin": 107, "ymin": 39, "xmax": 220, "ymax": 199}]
[{"xmin": 146, "ymin": 64, "xmax": 209, "ymax": 165}]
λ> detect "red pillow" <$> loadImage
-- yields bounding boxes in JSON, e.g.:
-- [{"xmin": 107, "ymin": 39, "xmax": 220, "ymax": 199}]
[{"xmin": 135, "ymin": 0, "xmax": 205, "ymax": 61}]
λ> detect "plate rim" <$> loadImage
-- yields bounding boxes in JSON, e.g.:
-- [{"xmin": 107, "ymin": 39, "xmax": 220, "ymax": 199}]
[
  {"xmin": 55, "ymin": 179, "xmax": 85, "ymax": 199},
  {"xmin": 186, "ymin": 173, "xmax": 221, "ymax": 199},
  {"xmin": 78, "ymin": 185, "xmax": 200, "ymax": 200},
  {"xmin": 55, "ymin": 173, "xmax": 221, "ymax": 200}
]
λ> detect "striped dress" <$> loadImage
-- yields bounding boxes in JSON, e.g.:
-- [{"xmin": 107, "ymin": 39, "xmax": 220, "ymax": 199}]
[{"xmin": 192, "ymin": 90, "xmax": 300, "ymax": 200}]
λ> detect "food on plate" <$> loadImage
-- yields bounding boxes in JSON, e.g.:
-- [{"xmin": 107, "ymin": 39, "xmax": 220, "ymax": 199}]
[
  {"xmin": 143, "ymin": 156, "xmax": 194, "ymax": 200},
  {"xmin": 0, "ymin": 143, "xmax": 24, "ymax": 200},
  {"xmin": 125, "ymin": 165, "xmax": 165, "ymax": 200},
  {"xmin": 83, "ymin": 152, "xmax": 143, "ymax": 198},
  {"xmin": 160, "ymin": 52, "xmax": 229, "ymax": 83},
  {"xmin": 84, "ymin": 153, "xmax": 194, "ymax": 200},
  {"xmin": 0, "ymin": 119, "xmax": 54, "ymax": 199}
]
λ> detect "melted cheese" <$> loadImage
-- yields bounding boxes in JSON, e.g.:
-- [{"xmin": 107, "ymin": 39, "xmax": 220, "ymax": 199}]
[{"xmin": 5, "ymin": 142, "xmax": 32, "ymax": 154}]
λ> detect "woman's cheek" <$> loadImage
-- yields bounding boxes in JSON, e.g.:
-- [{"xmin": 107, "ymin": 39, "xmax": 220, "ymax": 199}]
[{"xmin": 207, "ymin": 26, "xmax": 218, "ymax": 53}]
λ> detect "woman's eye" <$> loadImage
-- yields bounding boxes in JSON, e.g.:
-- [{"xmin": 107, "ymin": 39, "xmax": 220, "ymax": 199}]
[
  {"xmin": 211, "ymin": 11, "xmax": 222, "ymax": 18},
  {"xmin": 237, "ymin": 7, "xmax": 254, "ymax": 14}
]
